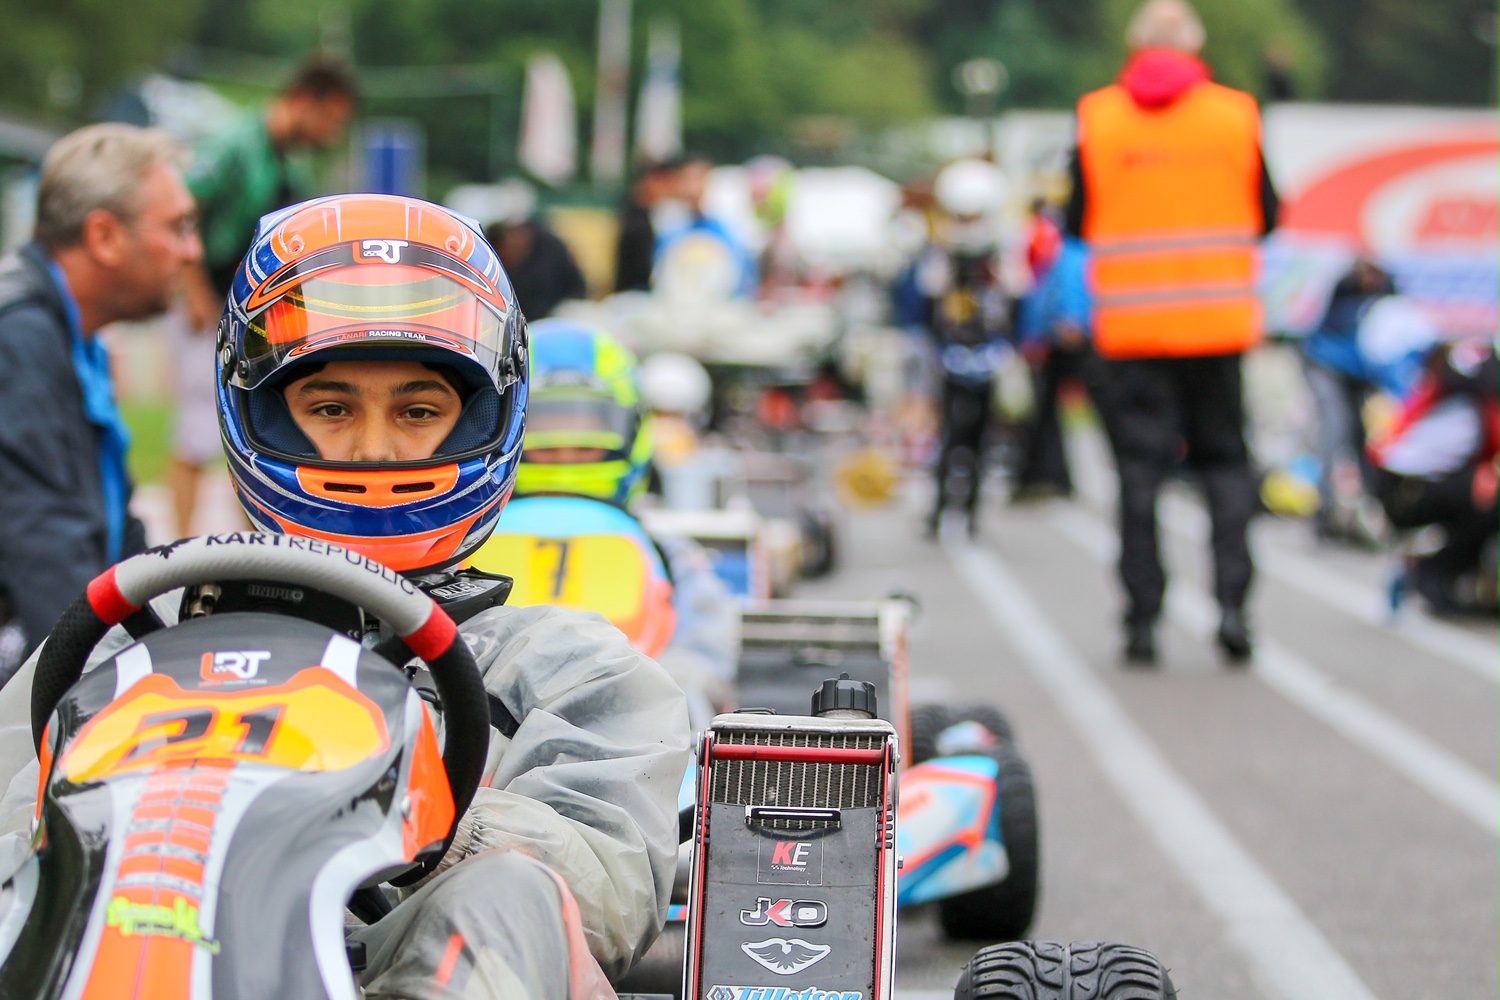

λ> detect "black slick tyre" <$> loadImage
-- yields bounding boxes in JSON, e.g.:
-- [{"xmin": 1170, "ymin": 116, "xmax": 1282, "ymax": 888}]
[
  {"xmin": 798, "ymin": 511, "xmax": 838, "ymax": 578},
  {"xmin": 908, "ymin": 703, "xmax": 952, "ymax": 765},
  {"xmin": 948, "ymin": 704, "xmax": 1016, "ymax": 745},
  {"xmin": 938, "ymin": 744, "xmax": 1039, "ymax": 941},
  {"xmin": 908, "ymin": 704, "xmax": 1015, "ymax": 767},
  {"xmin": 954, "ymin": 941, "xmax": 1177, "ymax": 999}
]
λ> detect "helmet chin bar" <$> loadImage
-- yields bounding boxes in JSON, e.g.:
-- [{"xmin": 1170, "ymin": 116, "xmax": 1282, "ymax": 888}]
[{"xmin": 239, "ymin": 494, "xmax": 505, "ymax": 575}]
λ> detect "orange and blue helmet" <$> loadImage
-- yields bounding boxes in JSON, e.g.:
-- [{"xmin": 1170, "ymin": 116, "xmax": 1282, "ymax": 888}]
[{"xmin": 216, "ymin": 194, "xmax": 528, "ymax": 572}]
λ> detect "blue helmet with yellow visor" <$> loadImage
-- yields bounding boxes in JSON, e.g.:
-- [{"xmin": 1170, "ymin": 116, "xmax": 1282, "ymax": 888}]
[{"xmin": 515, "ymin": 319, "xmax": 653, "ymax": 507}]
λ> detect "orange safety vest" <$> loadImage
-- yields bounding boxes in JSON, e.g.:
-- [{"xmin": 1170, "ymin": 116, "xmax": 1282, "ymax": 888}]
[{"xmin": 1078, "ymin": 81, "xmax": 1265, "ymax": 359}]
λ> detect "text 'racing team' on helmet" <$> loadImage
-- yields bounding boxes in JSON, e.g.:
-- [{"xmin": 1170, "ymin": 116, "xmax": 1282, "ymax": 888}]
[
  {"xmin": 217, "ymin": 193, "xmax": 529, "ymax": 572},
  {"xmin": 514, "ymin": 318, "xmax": 652, "ymax": 507}
]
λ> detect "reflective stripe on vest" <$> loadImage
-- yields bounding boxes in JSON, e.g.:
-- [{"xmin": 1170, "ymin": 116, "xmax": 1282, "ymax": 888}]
[{"xmin": 1079, "ymin": 81, "xmax": 1264, "ymax": 359}]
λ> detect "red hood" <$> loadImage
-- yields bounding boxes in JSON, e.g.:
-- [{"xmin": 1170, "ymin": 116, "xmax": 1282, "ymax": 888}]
[{"xmin": 1118, "ymin": 48, "xmax": 1210, "ymax": 108}]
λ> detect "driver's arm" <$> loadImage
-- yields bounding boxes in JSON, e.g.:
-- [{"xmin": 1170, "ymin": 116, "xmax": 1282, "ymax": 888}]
[{"xmin": 451, "ymin": 604, "xmax": 692, "ymax": 981}]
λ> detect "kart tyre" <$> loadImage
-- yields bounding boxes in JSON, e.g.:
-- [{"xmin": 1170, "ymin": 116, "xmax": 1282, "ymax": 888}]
[
  {"xmin": 910, "ymin": 704, "xmax": 1016, "ymax": 766},
  {"xmin": 938, "ymin": 744, "xmax": 1039, "ymax": 941},
  {"xmin": 953, "ymin": 941, "xmax": 1177, "ymax": 999},
  {"xmin": 908, "ymin": 702, "xmax": 952, "ymax": 765},
  {"xmin": 798, "ymin": 511, "xmax": 838, "ymax": 579},
  {"xmin": 948, "ymin": 704, "xmax": 1015, "ymax": 746}
]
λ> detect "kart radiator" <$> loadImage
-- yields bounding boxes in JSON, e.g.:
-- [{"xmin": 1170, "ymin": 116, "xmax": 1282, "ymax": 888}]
[{"xmin": 685, "ymin": 713, "xmax": 898, "ymax": 1000}]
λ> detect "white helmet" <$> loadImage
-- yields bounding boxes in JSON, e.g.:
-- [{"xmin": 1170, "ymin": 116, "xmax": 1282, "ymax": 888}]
[
  {"xmin": 639, "ymin": 351, "xmax": 713, "ymax": 416},
  {"xmin": 934, "ymin": 158, "xmax": 1007, "ymax": 219}
]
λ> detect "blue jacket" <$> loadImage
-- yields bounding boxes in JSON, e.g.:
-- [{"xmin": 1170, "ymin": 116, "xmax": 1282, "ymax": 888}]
[
  {"xmin": 654, "ymin": 214, "xmax": 759, "ymax": 298},
  {"xmin": 1019, "ymin": 237, "xmax": 1092, "ymax": 347},
  {"xmin": 1301, "ymin": 272, "xmax": 1392, "ymax": 382},
  {"xmin": 0, "ymin": 243, "xmax": 146, "ymax": 656}
]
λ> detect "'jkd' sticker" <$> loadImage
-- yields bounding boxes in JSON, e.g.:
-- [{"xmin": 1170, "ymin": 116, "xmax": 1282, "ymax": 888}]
[{"xmin": 757, "ymin": 839, "xmax": 822, "ymax": 885}]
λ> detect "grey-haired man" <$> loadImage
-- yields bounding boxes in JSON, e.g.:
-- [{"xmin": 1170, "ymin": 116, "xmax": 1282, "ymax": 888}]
[{"xmin": 0, "ymin": 123, "xmax": 201, "ymax": 672}]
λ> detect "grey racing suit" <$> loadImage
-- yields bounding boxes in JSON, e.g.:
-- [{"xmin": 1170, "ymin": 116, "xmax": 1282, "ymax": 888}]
[{"xmin": 0, "ymin": 600, "xmax": 692, "ymax": 999}]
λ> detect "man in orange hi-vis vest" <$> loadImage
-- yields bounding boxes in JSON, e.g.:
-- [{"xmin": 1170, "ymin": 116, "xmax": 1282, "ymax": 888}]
[{"xmin": 1065, "ymin": 0, "xmax": 1279, "ymax": 666}]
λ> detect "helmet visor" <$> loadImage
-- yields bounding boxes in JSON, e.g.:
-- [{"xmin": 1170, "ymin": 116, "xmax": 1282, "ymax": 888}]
[
  {"xmin": 524, "ymin": 394, "xmax": 638, "ymax": 454},
  {"xmin": 235, "ymin": 262, "xmax": 512, "ymax": 390}
]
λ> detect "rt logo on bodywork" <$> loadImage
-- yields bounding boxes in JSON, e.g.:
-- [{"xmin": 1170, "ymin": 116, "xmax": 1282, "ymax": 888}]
[
  {"xmin": 360, "ymin": 239, "xmax": 408, "ymax": 264},
  {"xmin": 200, "ymin": 651, "xmax": 271, "ymax": 685}
]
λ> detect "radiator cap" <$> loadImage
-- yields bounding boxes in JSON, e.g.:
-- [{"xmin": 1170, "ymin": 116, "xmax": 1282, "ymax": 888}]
[{"xmin": 812, "ymin": 672, "xmax": 878, "ymax": 718}]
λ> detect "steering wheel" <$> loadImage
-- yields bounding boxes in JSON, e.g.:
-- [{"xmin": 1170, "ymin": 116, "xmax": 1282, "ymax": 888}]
[{"xmin": 30, "ymin": 534, "xmax": 490, "ymax": 876}]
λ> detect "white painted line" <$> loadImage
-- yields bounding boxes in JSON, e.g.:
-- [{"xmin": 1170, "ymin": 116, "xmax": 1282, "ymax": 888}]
[
  {"xmin": 1157, "ymin": 492, "xmax": 1499, "ymax": 685},
  {"xmin": 1049, "ymin": 505, "xmax": 1500, "ymax": 840},
  {"xmin": 947, "ymin": 541, "xmax": 1378, "ymax": 1000}
]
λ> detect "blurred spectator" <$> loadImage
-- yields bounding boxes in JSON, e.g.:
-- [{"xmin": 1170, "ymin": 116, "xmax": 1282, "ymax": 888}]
[
  {"xmin": 744, "ymin": 154, "xmax": 799, "ymax": 295},
  {"xmin": 915, "ymin": 158, "xmax": 1012, "ymax": 538},
  {"xmin": 1300, "ymin": 257, "xmax": 1395, "ymax": 543},
  {"xmin": 1066, "ymin": 0, "xmax": 1279, "ymax": 665},
  {"xmin": 176, "ymin": 53, "xmax": 356, "ymax": 538},
  {"xmin": 652, "ymin": 154, "xmax": 758, "ymax": 299},
  {"xmin": 1013, "ymin": 234, "xmax": 1098, "ymax": 501},
  {"xmin": 1261, "ymin": 41, "xmax": 1297, "ymax": 102},
  {"xmin": 0, "ymin": 124, "xmax": 201, "ymax": 669},
  {"xmin": 484, "ymin": 184, "xmax": 586, "ymax": 320},
  {"xmin": 1369, "ymin": 339, "xmax": 1498, "ymax": 616},
  {"xmin": 614, "ymin": 159, "xmax": 677, "ymax": 292},
  {"xmin": 1011, "ymin": 199, "xmax": 1081, "ymax": 501},
  {"xmin": 1024, "ymin": 197, "xmax": 1063, "ymax": 278}
]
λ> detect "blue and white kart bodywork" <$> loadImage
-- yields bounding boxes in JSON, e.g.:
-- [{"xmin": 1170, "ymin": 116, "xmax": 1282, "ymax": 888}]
[{"xmin": 895, "ymin": 754, "xmax": 1008, "ymax": 906}]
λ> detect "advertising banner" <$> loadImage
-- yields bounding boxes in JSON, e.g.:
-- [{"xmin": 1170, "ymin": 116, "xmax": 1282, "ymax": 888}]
[{"xmin": 1261, "ymin": 104, "xmax": 1498, "ymax": 337}]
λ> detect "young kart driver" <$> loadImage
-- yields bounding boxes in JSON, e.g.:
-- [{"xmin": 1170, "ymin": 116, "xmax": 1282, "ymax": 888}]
[{"xmin": 0, "ymin": 194, "xmax": 691, "ymax": 999}]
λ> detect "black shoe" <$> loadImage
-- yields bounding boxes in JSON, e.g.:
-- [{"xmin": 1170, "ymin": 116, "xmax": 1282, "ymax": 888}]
[
  {"xmin": 1411, "ymin": 559, "xmax": 1460, "ymax": 617},
  {"xmin": 924, "ymin": 512, "xmax": 940, "ymax": 541},
  {"xmin": 1217, "ymin": 609, "xmax": 1253, "ymax": 664},
  {"xmin": 1123, "ymin": 620, "xmax": 1156, "ymax": 666}
]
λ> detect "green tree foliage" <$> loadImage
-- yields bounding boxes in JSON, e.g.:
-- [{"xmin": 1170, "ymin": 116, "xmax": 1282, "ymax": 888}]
[
  {"xmin": 2, "ymin": 0, "xmax": 1490, "ymax": 190},
  {"xmin": 931, "ymin": 0, "xmax": 1326, "ymax": 111},
  {"xmin": 1300, "ymin": 0, "xmax": 1495, "ymax": 104},
  {"xmin": 971, "ymin": 0, "xmax": 1115, "ymax": 108},
  {"xmin": 1094, "ymin": 0, "xmax": 1327, "ymax": 99},
  {"xmin": 0, "ymin": 0, "xmax": 203, "ymax": 123},
  {"xmin": 193, "ymin": 0, "xmax": 938, "ymax": 168}
]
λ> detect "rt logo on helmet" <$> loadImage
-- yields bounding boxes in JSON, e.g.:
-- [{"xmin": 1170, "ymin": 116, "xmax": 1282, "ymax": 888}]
[{"xmin": 360, "ymin": 239, "xmax": 408, "ymax": 264}]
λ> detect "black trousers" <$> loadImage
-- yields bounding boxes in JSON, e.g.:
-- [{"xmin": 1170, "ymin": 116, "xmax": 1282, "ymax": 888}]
[
  {"xmin": 932, "ymin": 377, "xmax": 993, "ymax": 519},
  {"xmin": 1012, "ymin": 342, "xmax": 1098, "ymax": 494},
  {"xmin": 1375, "ymin": 465, "xmax": 1497, "ymax": 581},
  {"xmin": 1096, "ymin": 354, "xmax": 1257, "ymax": 624}
]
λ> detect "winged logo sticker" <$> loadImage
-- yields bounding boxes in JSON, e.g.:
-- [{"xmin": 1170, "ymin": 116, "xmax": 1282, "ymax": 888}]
[{"xmin": 740, "ymin": 937, "xmax": 832, "ymax": 975}]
